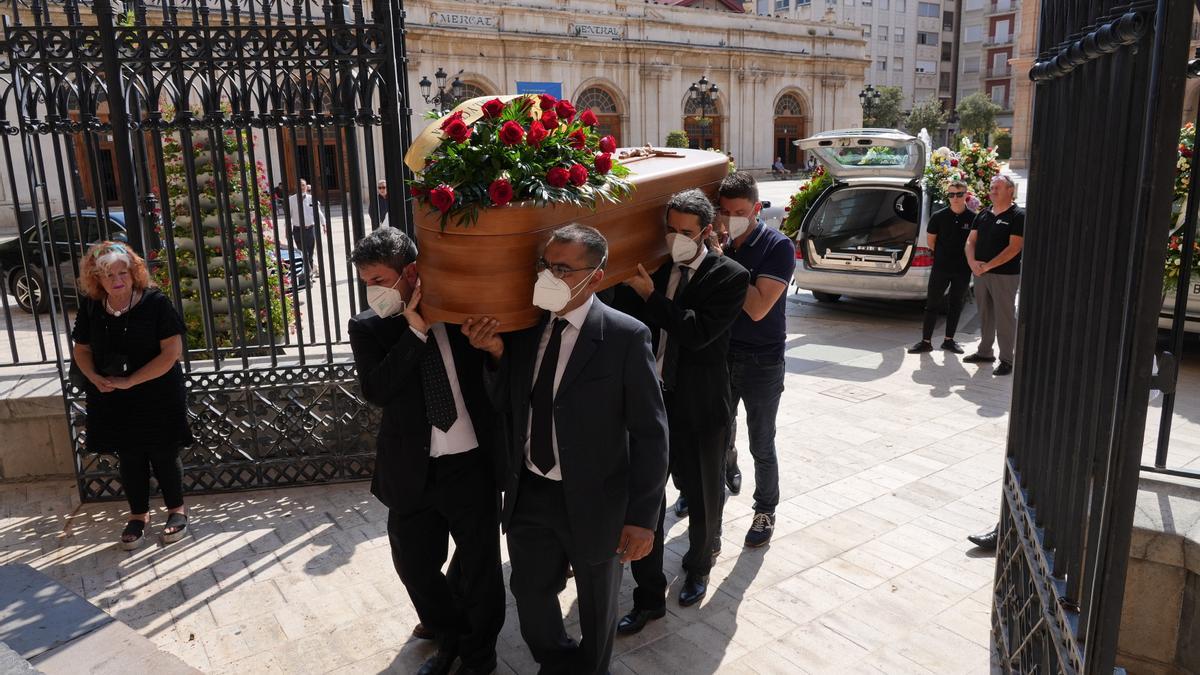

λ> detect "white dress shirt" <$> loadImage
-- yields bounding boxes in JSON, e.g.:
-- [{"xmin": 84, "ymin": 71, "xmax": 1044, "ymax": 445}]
[
  {"xmin": 286, "ymin": 192, "xmax": 323, "ymax": 229},
  {"xmin": 411, "ymin": 323, "xmax": 478, "ymax": 457},
  {"xmin": 655, "ymin": 250, "xmax": 706, "ymax": 378},
  {"xmin": 524, "ymin": 294, "xmax": 594, "ymax": 481}
]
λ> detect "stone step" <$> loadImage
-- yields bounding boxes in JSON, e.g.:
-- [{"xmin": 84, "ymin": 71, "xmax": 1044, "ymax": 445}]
[{"xmin": 0, "ymin": 564, "xmax": 199, "ymax": 675}]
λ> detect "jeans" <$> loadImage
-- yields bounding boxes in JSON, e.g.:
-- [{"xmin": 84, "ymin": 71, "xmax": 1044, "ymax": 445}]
[
  {"xmin": 119, "ymin": 446, "xmax": 184, "ymax": 515},
  {"xmin": 725, "ymin": 351, "xmax": 785, "ymax": 514}
]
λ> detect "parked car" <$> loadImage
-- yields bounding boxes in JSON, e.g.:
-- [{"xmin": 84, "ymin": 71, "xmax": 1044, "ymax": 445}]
[
  {"xmin": 790, "ymin": 128, "xmax": 933, "ymax": 302},
  {"xmin": 0, "ymin": 210, "xmax": 307, "ymax": 313}
]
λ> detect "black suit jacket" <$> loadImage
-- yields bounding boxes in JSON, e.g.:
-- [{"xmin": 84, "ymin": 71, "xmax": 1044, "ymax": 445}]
[
  {"xmin": 349, "ymin": 311, "xmax": 499, "ymax": 513},
  {"xmin": 491, "ymin": 300, "xmax": 670, "ymax": 564},
  {"xmin": 612, "ymin": 251, "xmax": 750, "ymax": 430}
]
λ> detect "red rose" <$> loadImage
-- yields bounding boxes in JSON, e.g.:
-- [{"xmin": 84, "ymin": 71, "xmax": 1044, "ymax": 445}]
[
  {"xmin": 539, "ymin": 94, "xmax": 558, "ymax": 110},
  {"xmin": 540, "ymin": 109, "xmax": 559, "ymax": 130},
  {"xmin": 481, "ymin": 98, "xmax": 505, "ymax": 119},
  {"xmin": 546, "ymin": 167, "xmax": 570, "ymax": 188},
  {"xmin": 429, "ymin": 184, "xmax": 456, "ymax": 212},
  {"xmin": 409, "ymin": 186, "xmax": 425, "ymax": 198},
  {"xmin": 499, "ymin": 120, "xmax": 525, "ymax": 146},
  {"xmin": 950, "ymin": 158, "xmax": 959, "ymax": 167},
  {"xmin": 488, "ymin": 178, "xmax": 514, "ymax": 206},
  {"xmin": 599, "ymin": 135, "xmax": 617, "ymax": 154},
  {"xmin": 443, "ymin": 117, "xmax": 472, "ymax": 143},
  {"xmin": 568, "ymin": 129, "xmax": 588, "ymax": 150},
  {"xmin": 594, "ymin": 152, "xmax": 613, "ymax": 175},
  {"xmin": 527, "ymin": 120, "xmax": 549, "ymax": 146},
  {"xmin": 580, "ymin": 109, "xmax": 598, "ymax": 126},
  {"xmin": 569, "ymin": 163, "xmax": 588, "ymax": 187},
  {"xmin": 555, "ymin": 100, "xmax": 576, "ymax": 123},
  {"xmin": 439, "ymin": 110, "xmax": 464, "ymax": 130}
]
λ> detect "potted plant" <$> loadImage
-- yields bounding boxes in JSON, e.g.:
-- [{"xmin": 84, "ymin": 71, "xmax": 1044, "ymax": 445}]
[{"xmin": 405, "ymin": 94, "xmax": 730, "ymax": 329}]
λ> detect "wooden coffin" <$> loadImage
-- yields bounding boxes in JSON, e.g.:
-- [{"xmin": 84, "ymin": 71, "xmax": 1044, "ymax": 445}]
[{"xmin": 416, "ymin": 148, "xmax": 730, "ymax": 330}]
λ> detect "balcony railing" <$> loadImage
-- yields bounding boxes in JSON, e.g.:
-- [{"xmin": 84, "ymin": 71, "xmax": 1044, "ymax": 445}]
[
  {"xmin": 984, "ymin": 33, "xmax": 1015, "ymax": 47},
  {"xmin": 986, "ymin": 66, "xmax": 1013, "ymax": 78},
  {"xmin": 986, "ymin": 0, "xmax": 1019, "ymax": 14}
]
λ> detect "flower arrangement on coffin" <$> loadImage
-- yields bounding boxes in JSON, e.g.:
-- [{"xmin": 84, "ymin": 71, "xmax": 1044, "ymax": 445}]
[
  {"xmin": 1164, "ymin": 123, "xmax": 1200, "ymax": 293},
  {"xmin": 409, "ymin": 94, "xmax": 634, "ymax": 229},
  {"xmin": 780, "ymin": 164, "xmax": 832, "ymax": 238}
]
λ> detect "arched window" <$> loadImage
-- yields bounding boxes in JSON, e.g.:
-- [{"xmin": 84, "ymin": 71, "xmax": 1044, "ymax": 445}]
[
  {"xmin": 773, "ymin": 93, "xmax": 808, "ymax": 170},
  {"xmin": 458, "ymin": 82, "xmax": 489, "ymax": 100},
  {"xmin": 577, "ymin": 86, "xmax": 622, "ymax": 147},
  {"xmin": 683, "ymin": 98, "xmax": 722, "ymax": 151}
]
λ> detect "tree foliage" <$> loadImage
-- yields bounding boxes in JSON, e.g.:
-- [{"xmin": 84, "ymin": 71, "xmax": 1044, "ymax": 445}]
[
  {"xmin": 864, "ymin": 86, "xmax": 905, "ymax": 129},
  {"xmin": 904, "ymin": 96, "xmax": 948, "ymax": 137},
  {"xmin": 665, "ymin": 130, "xmax": 689, "ymax": 148},
  {"xmin": 956, "ymin": 92, "xmax": 1002, "ymax": 141}
]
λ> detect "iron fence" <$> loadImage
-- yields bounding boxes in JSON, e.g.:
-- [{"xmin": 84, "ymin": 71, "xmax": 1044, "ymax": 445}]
[
  {"xmin": 992, "ymin": 0, "xmax": 1192, "ymax": 672},
  {"xmin": 0, "ymin": 0, "xmax": 415, "ymax": 499}
]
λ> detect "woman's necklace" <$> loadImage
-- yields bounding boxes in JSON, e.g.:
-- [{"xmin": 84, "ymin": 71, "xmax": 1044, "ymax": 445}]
[{"xmin": 105, "ymin": 290, "xmax": 137, "ymax": 317}]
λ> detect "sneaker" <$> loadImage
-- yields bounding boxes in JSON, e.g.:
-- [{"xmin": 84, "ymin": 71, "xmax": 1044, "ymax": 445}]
[
  {"xmin": 744, "ymin": 512, "xmax": 775, "ymax": 548},
  {"xmin": 907, "ymin": 340, "xmax": 934, "ymax": 354},
  {"xmin": 994, "ymin": 361, "xmax": 1014, "ymax": 376},
  {"xmin": 941, "ymin": 339, "xmax": 965, "ymax": 354},
  {"xmin": 963, "ymin": 352, "xmax": 996, "ymax": 364}
]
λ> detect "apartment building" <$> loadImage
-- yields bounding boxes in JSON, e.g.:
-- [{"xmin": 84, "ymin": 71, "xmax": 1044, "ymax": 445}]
[{"xmin": 954, "ymin": 0, "xmax": 1018, "ymax": 131}]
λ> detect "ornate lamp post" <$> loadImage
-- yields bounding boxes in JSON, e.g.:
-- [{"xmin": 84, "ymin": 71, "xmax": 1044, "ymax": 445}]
[
  {"xmin": 418, "ymin": 67, "xmax": 465, "ymax": 112},
  {"xmin": 859, "ymin": 84, "xmax": 882, "ymax": 125},
  {"xmin": 687, "ymin": 75, "xmax": 720, "ymax": 123}
]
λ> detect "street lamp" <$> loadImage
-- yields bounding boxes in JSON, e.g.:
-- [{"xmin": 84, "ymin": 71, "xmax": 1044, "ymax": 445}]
[
  {"xmin": 859, "ymin": 84, "xmax": 882, "ymax": 125},
  {"xmin": 418, "ymin": 67, "xmax": 465, "ymax": 112},
  {"xmin": 687, "ymin": 75, "xmax": 720, "ymax": 122}
]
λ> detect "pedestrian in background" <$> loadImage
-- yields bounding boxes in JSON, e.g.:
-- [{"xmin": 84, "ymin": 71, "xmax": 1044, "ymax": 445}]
[
  {"xmin": 287, "ymin": 178, "xmax": 323, "ymax": 279},
  {"xmin": 72, "ymin": 241, "xmax": 191, "ymax": 550},
  {"xmin": 964, "ymin": 174, "xmax": 1025, "ymax": 377},
  {"xmin": 909, "ymin": 179, "xmax": 976, "ymax": 355}
]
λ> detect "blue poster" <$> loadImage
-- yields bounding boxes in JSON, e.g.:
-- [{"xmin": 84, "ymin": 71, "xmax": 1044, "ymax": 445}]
[{"xmin": 515, "ymin": 81, "xmax": 563, "ymax": 99}]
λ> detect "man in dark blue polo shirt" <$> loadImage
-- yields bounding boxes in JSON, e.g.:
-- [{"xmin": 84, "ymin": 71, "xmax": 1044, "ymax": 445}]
[{"xmin": 716, "ymin": 172, "xmax": 796, "ymax": 548}]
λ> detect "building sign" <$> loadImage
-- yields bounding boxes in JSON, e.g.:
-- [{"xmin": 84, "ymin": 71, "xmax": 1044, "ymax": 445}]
[
  {"xmin": 430, "ymin": 12, "xmax": 498, "ymax": 30},
  {"xmin": 570, "ymin": 24, "xmax": 625, "ymax": 40},
  {"xmin": 515, "ymin": 82, "xmax": 563, "ymax": 99}
]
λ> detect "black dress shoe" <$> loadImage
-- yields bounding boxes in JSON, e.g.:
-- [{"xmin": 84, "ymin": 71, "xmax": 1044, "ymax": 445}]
[
  {"xmin": 963, "ymin": 352, "xmax": 996, "ymax": 364},
  {"xmin": 994, "ymin": 360, "xmax": 1014, "ymax": 376},
  {"xmin": 725, "ymin": 466, "xmax": 742, "ymax": 495},
  {"xmin": 616, "ymin": 607, "xmax": 666, "ymax": 635},
  {"xmin": 453, "ymin": 657, "xmax": 497, "ymax": 675},
  {"xmin": 967, "ymin": 525, "xmax": 999, "ymax": 551},
  {"xmin": 412, "ymin": 623, "xmax": 436, "ymax": 640},
  {"xmin": 417, "ymin": 646, "xmax": 459, "ymax": 675},
  {"xmin": 941, "ymin": 338, "xmax": 965, "ymax": 354},
  {"xmin": 678, "ymin": 574, "xmax": 709, "ymax": 607},
  {"xmin": 907, "ymin": 340, "xmax": 934, "ymax": 354},
  {"xmin": 673, "ymin": 495, "xmax": 689, "ymax": 518}
]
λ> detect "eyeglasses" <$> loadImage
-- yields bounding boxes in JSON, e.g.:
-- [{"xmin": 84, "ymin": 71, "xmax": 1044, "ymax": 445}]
[
  {"xmin": 946, "ymin": 191, "xmax": 967, "ymax": 198},
  {"xmin": 536, "ymin": 257, "xmax": 597, "ymax": 280}
]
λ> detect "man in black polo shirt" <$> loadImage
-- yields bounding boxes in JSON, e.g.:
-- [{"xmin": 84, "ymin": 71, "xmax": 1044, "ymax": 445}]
[
  {"xmin": 964, "ymin": 174, "xmax": 1025, "ymax": 377},
  {"xmin": 909, "ymin": 179, "xmax": 976, "ymax": 355},
  {"xmin": 716, "ymin": 172, "xmax": 797, "ymax": 548}
]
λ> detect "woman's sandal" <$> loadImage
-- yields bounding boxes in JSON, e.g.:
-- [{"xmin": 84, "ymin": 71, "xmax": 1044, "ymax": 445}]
[
  {"xmin": 120, "ymin": 519, "xmax": 147, "ymax": 551},
  {"xmin": 162, "ymin": 512, "xmax": 188, "ymax": 544}
]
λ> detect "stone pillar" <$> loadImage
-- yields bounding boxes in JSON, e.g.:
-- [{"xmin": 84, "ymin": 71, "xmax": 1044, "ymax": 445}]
[{"xmin": 1008, "ymin": 0, "xmax": 1041, "ymax": 171}]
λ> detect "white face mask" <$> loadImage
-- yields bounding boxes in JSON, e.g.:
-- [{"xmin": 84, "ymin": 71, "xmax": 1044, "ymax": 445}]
[
  {"xmin": 532, "ymin": 262, "xmax": 602, "ymax": 313},
  {"xmin": 366, "ymin": 277, "xmax": 405, "ymax": 318},
  {"xmin": 666, "ymin": 232, "xmax": 703, "ymax": 264},
  {"xmin": 721, "ymin": 215, "xmax": 753, "ymax": 240}
]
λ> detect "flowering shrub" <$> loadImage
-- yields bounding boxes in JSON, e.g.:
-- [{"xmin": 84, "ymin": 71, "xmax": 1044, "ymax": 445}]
[
  {"xmin": 921, "ymin": 138, "xmax": 1001, "ymax": 208},
  {"xmin": 410, "ymin": 95, "xmax": 633, "ymax": 228},
  {"xmin": 780, "ymin": 165, "xmax": 832, "ymax": 238},
  {"xmin": 152, "ymin": 112, "xmax": 293, "ymax": 353}
]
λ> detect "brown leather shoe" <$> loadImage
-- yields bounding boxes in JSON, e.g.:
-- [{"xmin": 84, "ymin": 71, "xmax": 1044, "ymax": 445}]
[{"xmin": 412, "ymin": 622, "xmax": 436, "ymax": 640}]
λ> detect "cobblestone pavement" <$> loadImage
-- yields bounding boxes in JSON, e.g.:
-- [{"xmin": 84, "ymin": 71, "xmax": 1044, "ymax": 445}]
[{"xmin": 1, "ymin": 291, "xmax": 1014, "ymax": 674}]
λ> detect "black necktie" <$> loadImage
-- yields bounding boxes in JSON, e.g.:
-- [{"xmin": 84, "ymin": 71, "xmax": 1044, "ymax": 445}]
[
  {"xmin": 420, "ymin": 332, "xmax": 457, "ymax": 432},
  {"xmin": 662, "ymin": 267, "xmax": 691, "ymax": 391},
  {"xmin": 531, "ymin": 318, "xmax": 568, "ymax": 474}
]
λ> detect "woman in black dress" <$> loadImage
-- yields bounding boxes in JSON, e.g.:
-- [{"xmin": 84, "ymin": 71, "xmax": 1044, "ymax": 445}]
[{"xmin": 72, "ymin": 241, "xmax": 192, "ymax": 550}]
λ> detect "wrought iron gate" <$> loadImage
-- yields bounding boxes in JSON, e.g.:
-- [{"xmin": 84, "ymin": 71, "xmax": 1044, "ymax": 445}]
[
  {"xmin": 992, "ymin": 0, "xmax": 1192, "ymax": 672},
  {"xmin": 0, "ymin": 0, "xmax": 415, "ymax": 499}
]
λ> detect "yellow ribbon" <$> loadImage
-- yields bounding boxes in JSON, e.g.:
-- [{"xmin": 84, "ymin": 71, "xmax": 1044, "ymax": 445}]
[{"xmin": 404, "ymin": 94, "xmax": 548, "ymax": 175}]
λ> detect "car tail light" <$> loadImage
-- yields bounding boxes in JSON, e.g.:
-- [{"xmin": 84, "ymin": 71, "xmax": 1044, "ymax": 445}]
[
  {"xmin": 794, "ymin": 240, "xmax": 804, "ymax": 260},
  {"xmin": 912, "ymin": 247, "xmax": 934, "ymax": 267}
]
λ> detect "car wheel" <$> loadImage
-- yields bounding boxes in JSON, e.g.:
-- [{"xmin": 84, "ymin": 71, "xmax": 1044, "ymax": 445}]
[
  {"xmin": 812, "ymin": 291, "xmax": 842, "ymax": 303},
  {"xmin": 10, "ymin": 268, "xmax": 48, "ymax": 313}
]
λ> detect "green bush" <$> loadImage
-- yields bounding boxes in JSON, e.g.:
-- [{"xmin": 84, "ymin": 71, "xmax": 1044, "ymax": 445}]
[
  {"xmin": 665, "ymin": 130, "xmax": 689, "ymax": 148},
  {"xmin": 994, "ymin": 131, "xmax": 1012, "ymax": 159}
]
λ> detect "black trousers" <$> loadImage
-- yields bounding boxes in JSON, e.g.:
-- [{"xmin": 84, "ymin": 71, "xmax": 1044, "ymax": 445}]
[
  {"xmin": 118, "ymin": 446, "xmax": 184, "ymax": 515},
  {"xmin": 630, "ymin": 423, "xmax": 727, "ymax": 609},
  {"xmin": 290, "ymin": 225, "xmax": 319, "ymax": 271},
  {"xmin": 386, "ymin": 450, "xmax": 504, "ymax": 668},
  {"xmin": 921, "ymin": 267, "xmax": 972, "ymax": 341},
  {"xmin": 507, "ymin": 469, "xmax": 621, "ymax": 675}
]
